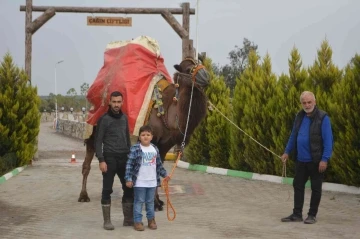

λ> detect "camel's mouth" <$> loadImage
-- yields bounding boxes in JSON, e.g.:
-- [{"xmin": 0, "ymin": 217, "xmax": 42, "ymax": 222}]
[{"xmin": 194, "ymin": 67, "xmax": 210, "ymax": 88}]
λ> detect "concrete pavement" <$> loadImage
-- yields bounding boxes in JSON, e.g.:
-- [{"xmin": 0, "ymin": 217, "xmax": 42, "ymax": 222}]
[{"xmin": 0, "ymin": 122, "xmax": 359, "ymax": 239}]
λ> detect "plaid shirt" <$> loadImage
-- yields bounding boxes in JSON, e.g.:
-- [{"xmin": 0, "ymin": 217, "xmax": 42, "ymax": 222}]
[{"xmin": 125, "ymin": 142, "xmax": 167, "ymax": 187}]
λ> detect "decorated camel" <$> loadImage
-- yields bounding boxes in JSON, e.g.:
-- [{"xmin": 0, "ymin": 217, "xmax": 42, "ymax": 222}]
[{"xmin": 78, "ymin": 36, "xmax": 210, "ymax": 211}]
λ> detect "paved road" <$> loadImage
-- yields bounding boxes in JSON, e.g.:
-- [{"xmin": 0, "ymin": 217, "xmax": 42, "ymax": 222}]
[{"xmin": 0, "ymin": 122, "xmax": 359, "ymax": 239}]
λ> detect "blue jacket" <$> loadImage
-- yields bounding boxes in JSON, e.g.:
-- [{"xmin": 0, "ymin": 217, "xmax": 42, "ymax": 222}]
[
  {"xmin": 285, "ymin": 107, "xmax": 333, "ymax": 163},
  {"xmin": 125, "ymin": 142, "xmax": 167, "ymax": 187}
]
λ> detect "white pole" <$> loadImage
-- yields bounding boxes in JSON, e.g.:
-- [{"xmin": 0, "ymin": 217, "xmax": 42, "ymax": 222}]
[
  {"xmin": 54, "ymin": 60, "xmax": 64, "ymax": 130},
  {"xmin": 195, "ymin": 0, "xmax": 200, "ymax": 61},
  {"xmin": 55, "ymin": 64, "xmax": 57, "ymax": 129}
]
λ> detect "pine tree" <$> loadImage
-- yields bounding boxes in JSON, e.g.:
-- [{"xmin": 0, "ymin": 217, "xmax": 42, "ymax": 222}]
[
  {"xmin": 329, "ymin": 54, "xmax": 360, "ymax": 186},
  {"xmin": 0, "ymin": 53, "xmax": 40, "ymax": 166},
  {"xmin": 240, "ymin": 53, "xmax": 277, "ymax": 174},
  {"xmin": 270, "ymin": 47, "xmax": 308, "ymax": 176},
  {"xmin": 184, "ymin": 119, "xmax": 209, "ymax": 165},
  {"xmin": 307, "ymin": 39, "xmax": 342, "ymax": 182},
  {"xmin": 206, "ymin": 69, "xmax": 231, "ymax": 169},
  {"xmin": 307, "ymin": 39, "xmax": 342, "ymax": 113},
  {"xmin": 229, "ymin": 50, "xmax": 260, "ymax": 171}
]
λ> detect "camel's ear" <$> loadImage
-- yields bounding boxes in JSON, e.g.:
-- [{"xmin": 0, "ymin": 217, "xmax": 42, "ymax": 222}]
[{"xmin": 174, "ymin": 64, "xmax": 182, "ymax": 72}]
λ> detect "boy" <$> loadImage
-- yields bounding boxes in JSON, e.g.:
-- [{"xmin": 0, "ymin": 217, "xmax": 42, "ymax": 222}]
[{"xmin": 125, "ymin": 125, "xmax": 170, "ymax": 231}]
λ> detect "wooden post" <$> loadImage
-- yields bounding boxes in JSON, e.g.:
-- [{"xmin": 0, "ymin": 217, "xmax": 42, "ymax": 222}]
[
  {"xmin": 161, "ymin": 10, "xmax": 188, "ymax": 39},
  {"xmin": 182, "ymin": 39, "xmax": 194, "ymax": 59},
  {"xmin": 182, "ymin": 3, "xmax": 190, "ymax": 36},
  {"xmin": 25, "ymin": 0, "xmax": 32, "ymax": 84},
  {"xmin": 181, "ymin": 3, "xmax": 192, "ymax": 59},
  {"xmin": 27, "ymin": 8, "xmax": 56, "ymax": 34}
]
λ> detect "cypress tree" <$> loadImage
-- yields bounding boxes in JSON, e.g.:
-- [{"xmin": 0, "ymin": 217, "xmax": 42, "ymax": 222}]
[
  {"xmin": 229, "ymin": 51, "xmax": 261, "ymax": 171},
  {"xmin": 240, "ymin": 53, "xmax": 277, "ymax": 174},
  {"xmin": 206, "ymin": 66, "xmax": 231, "ymax": 169},
  {"xmin": 270, "ymin": 47, "xmax": 308, "ymax": 176},
  {"xmin": 184, "ymin": 119, "xmax": 209, "ymax": 165},
  {"xmin": 329, "ymin": 54, "xmax": 360, "ymax": 186},
  {"xmin": 0, "ymin": 53, "xmax": 40, "ymax": 167},
  {"xmin": 307, "ymin": 39, "xmax": 342, "ymax": 182},
  {"xmin": 307, "ymin": 39, "xmax": 342, "ymax": 113}
]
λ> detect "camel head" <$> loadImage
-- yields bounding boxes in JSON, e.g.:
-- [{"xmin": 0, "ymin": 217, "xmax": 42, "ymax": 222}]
[{"xmin": 173, "ymin": 57, "xmax": 210, "ymax": 90}]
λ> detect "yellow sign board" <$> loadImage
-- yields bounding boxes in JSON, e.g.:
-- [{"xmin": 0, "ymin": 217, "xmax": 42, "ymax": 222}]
[{"xmin": 87, "ymin": 16, "xmax": 132, "ymax": 26}]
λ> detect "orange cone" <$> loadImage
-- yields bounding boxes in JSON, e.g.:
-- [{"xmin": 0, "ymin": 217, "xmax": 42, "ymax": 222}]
[{"xmin": 70, "ymin": 153, "xmax": 76, "ymax": 163}]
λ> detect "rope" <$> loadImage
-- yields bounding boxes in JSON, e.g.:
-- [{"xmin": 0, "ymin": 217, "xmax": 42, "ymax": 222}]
[
  {"xmin": 161, "ymin": 151, "xmax": 182, "ymax": 221},
  {"xmin": 161, "ymin": 74, "xmax": 196, "ymax": 221},
  {"xmin": 181, "ymin": 80, "xmax": 196, "ymax": 150},
  {"xmin": 208, "ymin": 101, "xmax": 281, "ymax": 159}
]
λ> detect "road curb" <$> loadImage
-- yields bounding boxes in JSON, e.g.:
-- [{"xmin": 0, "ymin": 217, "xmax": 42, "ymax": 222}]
[
  {"xmin": 0, "ymin": 165, "xmax": 27, "ymax": 185},
  {"xmin": 177, "ymin": 160, "xmax": 360, "ymax": 195}
]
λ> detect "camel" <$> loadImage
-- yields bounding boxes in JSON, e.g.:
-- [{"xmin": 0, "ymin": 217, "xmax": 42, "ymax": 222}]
[{"xmin": 78, "ymin": 56, "xmax": 210, "ymax": 211}]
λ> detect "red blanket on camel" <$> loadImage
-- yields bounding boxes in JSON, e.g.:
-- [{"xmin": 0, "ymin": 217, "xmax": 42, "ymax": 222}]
[{"xmin": 86, "ymin": 36, "xmax": 173, "ymax": 136}]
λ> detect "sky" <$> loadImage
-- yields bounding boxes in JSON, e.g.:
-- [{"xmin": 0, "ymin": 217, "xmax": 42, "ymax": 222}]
[{"xmin": 1, "ymin": 0, "xmax": 359, "ymax": 96}]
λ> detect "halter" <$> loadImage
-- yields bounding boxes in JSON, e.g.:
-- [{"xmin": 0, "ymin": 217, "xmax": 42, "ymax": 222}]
[{"xmin": 178, "ymin": 58, "xmax": 206, "ymax": 84}]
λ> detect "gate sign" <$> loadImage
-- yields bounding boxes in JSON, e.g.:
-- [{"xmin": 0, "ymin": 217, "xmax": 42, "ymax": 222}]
[{"xmin": 87, "ymin": 16, "xmax": 132, "ymax": 26}]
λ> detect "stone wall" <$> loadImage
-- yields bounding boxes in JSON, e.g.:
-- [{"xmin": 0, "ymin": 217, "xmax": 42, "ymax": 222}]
[
  {"xmin": 41, "ymin": 112, "xmax": 90, "ymax": 140},
  {"xmin": 57, "ymin": 119, "xmax": 87, "ymax": 140},
  {"xmin": 40, "ymin": 112, "xmax": 55, "ymax": 122}
]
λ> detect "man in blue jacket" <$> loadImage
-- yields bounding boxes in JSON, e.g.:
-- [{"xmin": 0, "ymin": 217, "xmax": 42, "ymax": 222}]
[{"xmin": 280, "ymin": 91, "xmax": 333, "ymax": 224}]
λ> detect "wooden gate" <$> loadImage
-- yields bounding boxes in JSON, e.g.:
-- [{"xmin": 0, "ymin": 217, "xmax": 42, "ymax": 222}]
[{"xmin": 20, "ymin": 0, "xmax": 199, "ymax": 83}]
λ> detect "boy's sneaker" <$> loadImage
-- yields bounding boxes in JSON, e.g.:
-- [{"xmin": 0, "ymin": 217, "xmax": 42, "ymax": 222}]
[
  {"xmin": 304, "ymin": 215, "xmax": 317, "ymax": 224},
  {"xmin": 134, "ymin": 222, "xmax": 145, "ymax": 231},
  {"xmin": 281, "ymin": 213, "xmax": 303, "ymax": 222}
]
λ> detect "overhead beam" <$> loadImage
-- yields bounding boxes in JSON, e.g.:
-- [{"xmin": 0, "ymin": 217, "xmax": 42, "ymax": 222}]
[
  {"xmin": 161, "ymin": 10, "xmax": 188, "ymax": 39},
  {"xmin": 20, "ymin": 6, "xmax": 195, "ymax": 15},
  {"xmin": 27, "ymin": 8, "xmax": 56, "ymax": 34}
]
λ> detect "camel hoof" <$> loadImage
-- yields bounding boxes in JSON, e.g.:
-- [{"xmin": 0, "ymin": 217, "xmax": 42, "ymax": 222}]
[
  {"xmin": 78, "ymin": 192, "xmax": 91, "ymax": 202},
  {"xmin": 154, "ymin": 204, "xmax": 163, "ymax": 211}
]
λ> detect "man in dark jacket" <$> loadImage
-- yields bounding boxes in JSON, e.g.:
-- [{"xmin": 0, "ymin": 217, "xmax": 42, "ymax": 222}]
[
  {"xmin": 95, "ymin": 91, "xmax": 133, "ymax": 230},
  {"xmin": 280, "ymin": 91, "xmax": 333, "ymax": 224}
]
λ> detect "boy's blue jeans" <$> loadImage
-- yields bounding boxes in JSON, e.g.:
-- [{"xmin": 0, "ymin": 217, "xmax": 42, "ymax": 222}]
[{"xmin": 133, "ymin": 187, "xmax": 156, "ymax": 223}]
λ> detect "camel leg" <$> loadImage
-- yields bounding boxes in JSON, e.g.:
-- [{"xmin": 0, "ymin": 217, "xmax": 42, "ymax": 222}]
[
  {"xmin": 154, "ymin": 187, "xmax": 164, "ymax": 211},
  {"xmin": 154, "ymin": 147, "xmax": 170, "ymax": 211},
  {"xmin": 78, "ymin": 132, "xmax": 95, "ymax": 202}
]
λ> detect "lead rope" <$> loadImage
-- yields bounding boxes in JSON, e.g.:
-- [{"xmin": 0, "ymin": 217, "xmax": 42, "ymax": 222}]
[
  {"xmin": 161, "ymin": 80, "xmax": 196, "ymax": 221},
  {"xmin": 161, "ymin": 151, "xmax": 182, "ymax": 221}
]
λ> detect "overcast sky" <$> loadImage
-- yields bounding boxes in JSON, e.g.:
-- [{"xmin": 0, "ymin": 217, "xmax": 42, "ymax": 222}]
[{"xmin": 1, "ymin": 0, "xmax": 359, "ymax": 96}]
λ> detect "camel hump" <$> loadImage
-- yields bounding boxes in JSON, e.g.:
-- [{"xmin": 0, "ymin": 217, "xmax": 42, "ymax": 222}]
[{"xmin": 85, "ymin": 36, "xmax": 173, "ymax": 135}]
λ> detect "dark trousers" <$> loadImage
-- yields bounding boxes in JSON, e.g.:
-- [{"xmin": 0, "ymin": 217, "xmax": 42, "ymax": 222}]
[
  {"xmin": 293, "ymin": 161, "xmax": 323, "ymax": 217},
  {"xmin": 101, "ymin": 154, "xmax": 133, "ymax": 204}
]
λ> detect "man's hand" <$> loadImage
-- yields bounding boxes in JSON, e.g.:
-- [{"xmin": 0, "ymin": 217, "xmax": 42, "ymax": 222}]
[
  {"xmin": 126, "ymin": 181, "xmax": 133, "ymax": 188},
  {"xmin": 319, "ymin": 161, "xmax": 327, "ymax": 173},
  {"xmin": 280, "ymin": 153, "xmax": 289, "ymax": 163},
  {"xmin": 99, "ymin": 162, "xmax": 107, "ymax": 173}
]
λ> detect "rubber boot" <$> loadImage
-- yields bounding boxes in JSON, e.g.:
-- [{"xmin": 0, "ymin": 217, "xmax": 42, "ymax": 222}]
[
  {"xmin": 122, "ymin": 198, "xmax": 134, "ymax": 226},
  {"xmin": 102, "ymin": 204, "xmax": 115, "ymax": 230}
]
